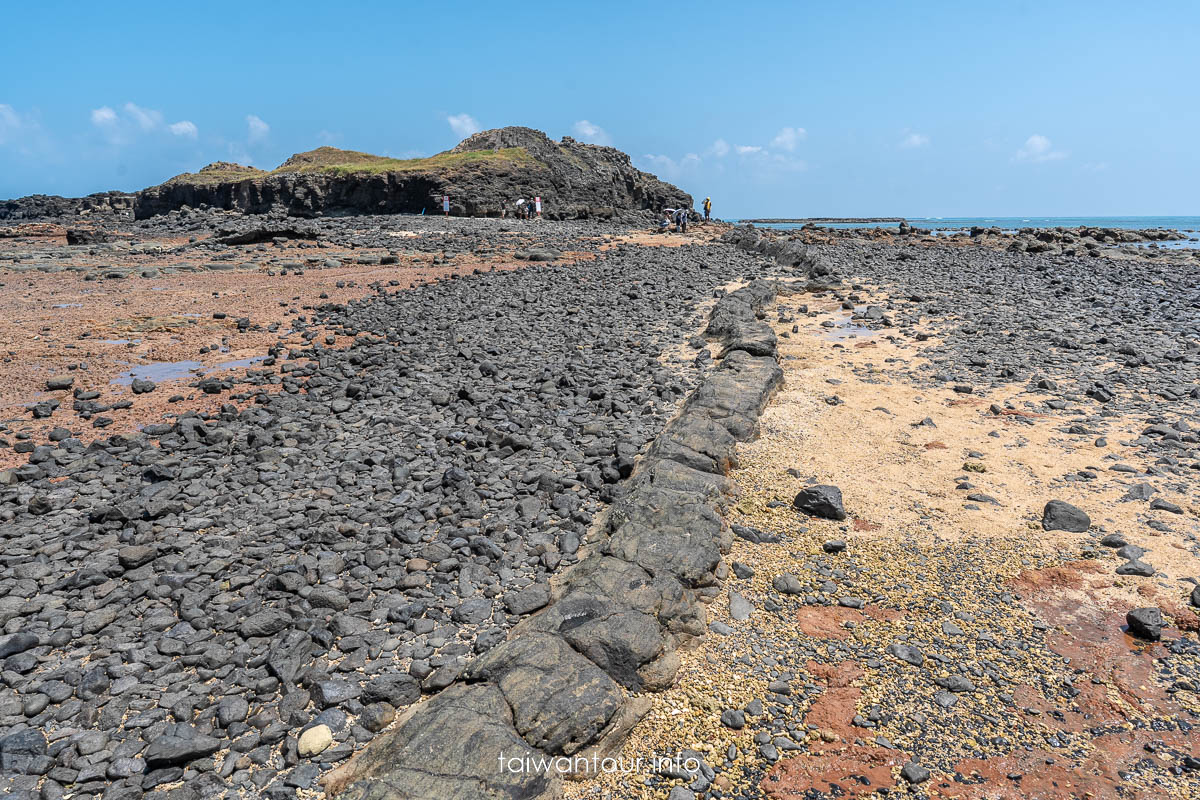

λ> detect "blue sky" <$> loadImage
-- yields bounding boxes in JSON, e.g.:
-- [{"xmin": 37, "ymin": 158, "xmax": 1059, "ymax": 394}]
[{"xmin": 2, "ymin": 1, "xmax": 1197, "ymax": 217}]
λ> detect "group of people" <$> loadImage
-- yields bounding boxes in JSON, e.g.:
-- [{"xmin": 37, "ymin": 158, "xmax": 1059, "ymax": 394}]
[
  {"xmin": 499, "ymin": 194, "xmax": 714, "ymax": 226},
  {"xmin": 508, "ymin": 198, "xmax": 540, "ymax": 219},
  {"xmin": 658, "ymin": 196, "xmax": 713, "ymax": 233}
]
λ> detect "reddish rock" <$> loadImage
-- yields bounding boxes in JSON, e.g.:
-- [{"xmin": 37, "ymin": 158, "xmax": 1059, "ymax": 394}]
[{"xmin": 764, "ymin": 744, "xmax": 903, "ymax": 799}]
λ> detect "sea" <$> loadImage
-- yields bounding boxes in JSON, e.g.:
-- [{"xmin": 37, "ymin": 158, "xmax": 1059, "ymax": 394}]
[{"xmin": 735, "ymin": 216, "xmax": 1200, "ymax": 249}]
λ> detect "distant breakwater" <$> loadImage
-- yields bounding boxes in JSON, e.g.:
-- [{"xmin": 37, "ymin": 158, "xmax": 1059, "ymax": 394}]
[{"xmin": 741, "ymin": 217, "xmax": 904, "ymax": 224}]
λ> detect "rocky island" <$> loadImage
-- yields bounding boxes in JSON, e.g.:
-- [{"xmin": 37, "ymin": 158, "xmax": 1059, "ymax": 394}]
[{"xmin": 2, "ymin": 127, "xmax": 692, "ymax": 222}]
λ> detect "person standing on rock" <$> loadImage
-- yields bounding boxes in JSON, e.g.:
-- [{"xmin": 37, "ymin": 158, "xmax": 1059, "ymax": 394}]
[{"xmin": 703, "ymin": 197, "xmax": 712, "ymax": 221}]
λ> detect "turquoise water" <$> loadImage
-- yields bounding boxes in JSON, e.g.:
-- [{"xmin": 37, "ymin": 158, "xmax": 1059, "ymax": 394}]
[{"xmin": 735, "ymin": 216, "xmax": 1200, "ymax": 248}]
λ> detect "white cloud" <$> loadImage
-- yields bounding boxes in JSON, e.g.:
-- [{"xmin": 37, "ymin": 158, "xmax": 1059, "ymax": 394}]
[
  {"xmin": 641, "ymin": 154, "xmax": 678, "ymax": 173},
  {"xmin": 91, "ymin": 106, "xmax": 117, "ymax": 126},
  {"xmin": 770, "ymin": 126, "xmax": 806, "ymax": 151},
  {"xmin": 709, "ymin": 138, "xmax": 730, "ymax": 157},
  {"xmin": 90, "ymin": 103, "xmax": 197, "ymax": 144},
  {"xmin": 0, "ymin": 104, "xmax": 29, "ymax": 145},
  {"xmin": 770, "ymin": 153, "xmax": 808, "ymax": 172},
  {"xmin": 0, "ymin": 105, "xmax": 17, "ymax": 144},
  {"xmin": 0, "ymin": 105, "xmax": 53, "ymax": 158},
  {"xmin": 124, "ymin": 102, "xmax": 163, "ymax": 131},
  {"xmin": 640, "ymin": 152, "xmax": 702, "ymax": 179},
  {"xmin": 226, "ymin": 141, "xmax": 255, "ymax": 167},
  {"xmin": 1083, "ymin": 161, "xmax": 1109, "ymax": 173},
  {"xmin": 900, "ymin": 132, "xmax": 930, "ymax": 149},
  {"xmin": 317, "ymin": 129, "xmax": 341, "ymax": 145},
  {"xmin": 1014, "ymin": 133, "xmax": 1067, "ymax": 163},
  {"xmin": 246, "ymin": 114, "xmax": 270, "ymax": 142},
  {"xmin": 446, "ymin": 113, "xmax": 481, "ymax": 139},
  {"xmin": 168, "ymin": 120, "xmax": 198, "ymax": 138},
  {"xmin": 735, "ymin": 145, "xmax": 763, "ymax": 155},
  {"xmin": 571, "ymin": 119, "xmax": 612, "ymax": 146}
]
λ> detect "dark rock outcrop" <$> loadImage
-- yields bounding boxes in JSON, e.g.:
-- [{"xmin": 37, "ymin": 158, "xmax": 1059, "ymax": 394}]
[
  {"xmin": 0, "ymin": 191, "xmax": 134, "ymax": 220},
  {"xmin": 130, "ymin": 127, "xmax": 690, "ymax": 220}
]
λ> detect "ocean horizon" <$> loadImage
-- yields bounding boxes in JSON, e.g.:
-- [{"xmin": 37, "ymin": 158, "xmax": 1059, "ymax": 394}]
[
  {"xmin": 734, "ymin": 215, "xmax": 1200, "ymax": 230},
  {"xmin": 734, "ymin": 215, "xmax": 1200, "ymax": 247}
]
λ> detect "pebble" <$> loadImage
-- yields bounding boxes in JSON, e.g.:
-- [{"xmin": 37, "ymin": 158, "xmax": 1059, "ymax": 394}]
[
  {"xmin": 902, "ymin": 761, "xmax": 931, "ymax": 784},
  {"xmin": 298, "ymin": 724, "xmax": 333, "ymax": 757}
]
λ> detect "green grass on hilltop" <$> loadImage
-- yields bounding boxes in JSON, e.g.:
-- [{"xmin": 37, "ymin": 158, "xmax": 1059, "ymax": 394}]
[
  {"xmin": 158, "ymin": 146, "xmax": 538, "ymax": 188},
  {"xmin": 163, "ymin": 162, "xmax": 267, "ymax": 187},
  {"xmin": 273, "ymin": 146, "xmax": 537, "ymax": 176}
]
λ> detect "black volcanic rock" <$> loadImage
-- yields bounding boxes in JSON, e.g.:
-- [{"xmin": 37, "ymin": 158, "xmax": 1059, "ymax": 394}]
[
  {"xmin": 793, "ymin": 484, "xmax": 847, "ymax": 520},
  {"xmin": 65, "ymin": 227, "xmax": 113, "ymax": 245},
  {"xmin": 0, "ymin": 191, "xmax": 134, "ymax": 220},
  {"xmin": 1042, "ymin": 500, "xmax": 1090, "ymax": 532},
  {"xmin": 130, "ymin": 127, "xmax": 691, "ymax": 220}
]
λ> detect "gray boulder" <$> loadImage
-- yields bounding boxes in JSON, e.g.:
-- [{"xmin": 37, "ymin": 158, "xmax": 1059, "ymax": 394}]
[
  {"xmin": 144, "ymin": 730, "xmax": 221, "ymax": 769},
  {"xmin": 518, "ymin": 592, "xmax": 669, "ymax": 691},
  {"xmin": 557, "ymin": 554, "xmax": 705, "ymax": 639},
  {"xmin": 1125, "ymin": 607, "xmax": 1164, "ymax": 641},
  {"xmin": 647, "ymin": 411, "xmax": 739, "ymax": 476},
  {"xmin": 886, "ymin": 642, "xmax": 925, "ymax": 666},
  {"xmin": 1042, "ymin": 500, "xmax": 1090, "ymax": 532},
  {"xmin": 772, "ymin": 573, "xmax": 804, "ymax": 595},
  {"xmin": 362, "ymin": 674, "xmax": 421, "ymax": 708},
  {"xmin": 465, "ymin": 632, "xmax": 623, "ymax": 755},
  {"xmin": 327, "ymin": 683, "xmax": 559, "ymax": 800},
  {"xmin": 684, "ymin": 350, "xmax": 783, "ymax": 440},
  {"xmin": 605, "ymin": 484, "xmax": 728, "ymax": 588},
  {"xmin": 793, "ymin": 485, "xmax": 846, "ymax": 521},
  {"xmin": 0, "ymin": 729, "xmax": 49, "ymax": 774},
  {"xmin": 240, "ymin": 608, "xmax": 291, "ymax": 638},
  {"xmin": 505, "ymin": 584, "xmax": 551, "ymax": 617}
]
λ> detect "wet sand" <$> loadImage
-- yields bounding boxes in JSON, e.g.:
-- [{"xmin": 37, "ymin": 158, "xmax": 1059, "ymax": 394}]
[{"xmin": 0, "ymin": 236, "xmax": 538, "ymax": 468}]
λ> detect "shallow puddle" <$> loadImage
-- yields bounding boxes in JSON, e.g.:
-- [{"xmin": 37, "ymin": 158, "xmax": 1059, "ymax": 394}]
[
  {"xmin": 111, "ymin": 355, "xmax": 265, "ymax": 386},
  {"xmin": 820, "ymin": 312, "xmax": 878, "ymax": 341},
  {"xmin": 112, "ymin": 360, "xmax": 204, "ymax": 385},
  {"xmin": 211, "ymin": 356, "xmax": 265, "ymax": 371}
]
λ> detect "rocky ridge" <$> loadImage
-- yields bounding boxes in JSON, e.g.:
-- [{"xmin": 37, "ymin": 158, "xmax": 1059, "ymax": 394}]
[{"xmin": 326, "ymin": 276, "xmax": 798, "ymax": 799}]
